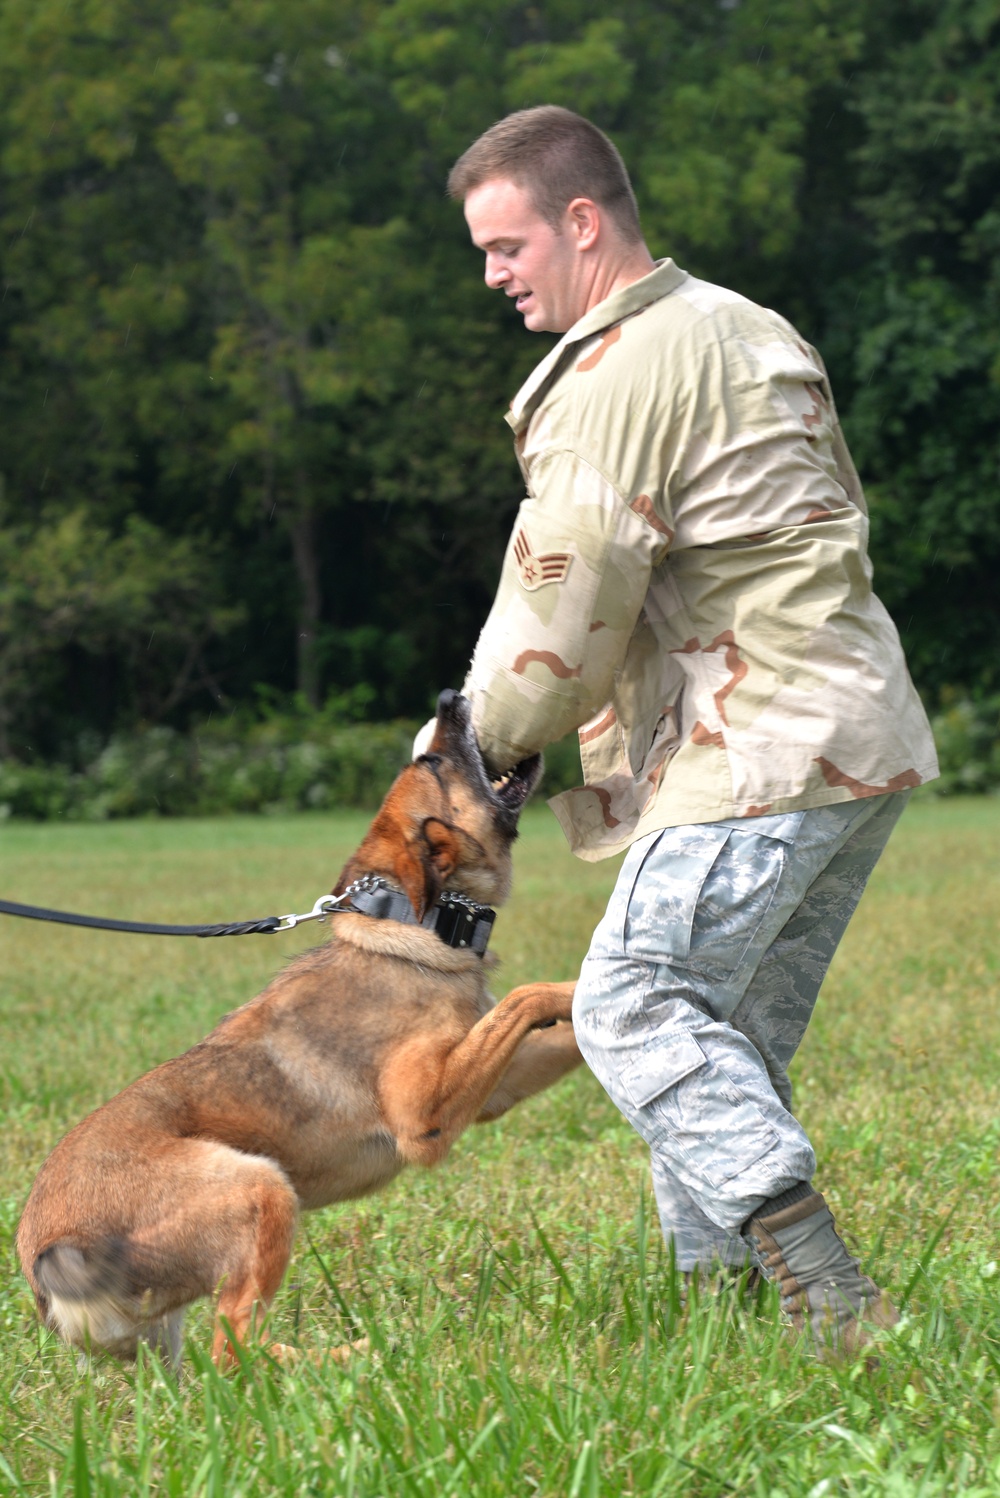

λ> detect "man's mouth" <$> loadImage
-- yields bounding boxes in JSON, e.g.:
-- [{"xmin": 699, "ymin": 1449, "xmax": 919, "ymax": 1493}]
[{"xmin": 513, "ymin": 291, "xmax": 532, "ymax": 312}]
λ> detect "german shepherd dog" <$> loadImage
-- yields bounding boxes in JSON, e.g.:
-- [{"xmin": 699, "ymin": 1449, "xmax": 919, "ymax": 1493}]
[{"xmin": 17, "ymin": 690, "xmax": 580, "ymax": 1368}]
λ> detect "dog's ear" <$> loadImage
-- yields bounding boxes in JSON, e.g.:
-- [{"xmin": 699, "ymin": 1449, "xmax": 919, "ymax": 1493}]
[
  {"xmin": 331, "ymin": 802, "xmax": 485, "ymax": 920},
  {"xmin": 392, "ymin": 817, "xmax": 459, "ymax": 920},
  {"xmin": 422, "ymin": 815, "xmax": 461, "ymax": 877}
]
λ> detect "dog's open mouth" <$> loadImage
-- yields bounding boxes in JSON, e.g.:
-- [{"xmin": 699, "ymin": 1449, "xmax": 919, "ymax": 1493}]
[
  {"xmin": 489, "ymin": 755, "xmax": 542, "ymax": 814},
  {"xmin": 432, "ymin": 689, "xmax": 543, "ymax": 820}
]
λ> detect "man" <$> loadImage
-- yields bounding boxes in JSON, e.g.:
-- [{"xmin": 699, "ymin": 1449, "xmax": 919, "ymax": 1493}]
[{"xmin": 441, "ymin": 106, "xmax": 938, "ymax": 1352}]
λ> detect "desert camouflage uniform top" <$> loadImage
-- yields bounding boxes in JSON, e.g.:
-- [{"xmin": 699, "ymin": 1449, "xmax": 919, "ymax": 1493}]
[{"xmin": 464, "ymin": 259, "xmax": 939, "ymax": 861}]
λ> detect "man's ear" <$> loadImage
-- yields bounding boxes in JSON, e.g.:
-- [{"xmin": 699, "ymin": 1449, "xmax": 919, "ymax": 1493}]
[{"xmin": 566, "ymin": 196, "xmax": 600, "ymax": 252}]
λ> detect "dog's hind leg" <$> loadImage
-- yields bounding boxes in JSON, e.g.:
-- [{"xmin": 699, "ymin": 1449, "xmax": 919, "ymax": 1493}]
[
  {"xmin": 209, "ymin": 1168, "xmax": 300, "ymax": 1368},
  {"xmin": 30, "ymin": 1140, "xmax": 301, "ymax": 1370}
]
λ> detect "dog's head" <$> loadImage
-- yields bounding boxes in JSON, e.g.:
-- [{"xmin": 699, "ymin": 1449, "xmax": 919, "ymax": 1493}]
[{"xmin": 332, "ymin": 690, "xmax": 542, "ymax": 918}]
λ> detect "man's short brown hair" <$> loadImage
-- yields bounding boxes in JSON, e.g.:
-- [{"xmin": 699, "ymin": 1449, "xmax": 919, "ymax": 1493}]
[{"xmin": 448, "ymin": 106, "xmax": 643, "ymax": 245}]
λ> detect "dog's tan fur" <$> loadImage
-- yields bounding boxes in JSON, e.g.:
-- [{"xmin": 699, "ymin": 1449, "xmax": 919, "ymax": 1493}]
[{"xmin": 17, "ymin": 694, "xmax": 580, "ymax": 1367}]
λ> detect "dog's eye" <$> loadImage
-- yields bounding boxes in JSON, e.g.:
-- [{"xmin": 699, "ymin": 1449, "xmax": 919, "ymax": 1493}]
[{"xmin": 419, "ymin": 753, "xmax": 444, "ymax": 777}]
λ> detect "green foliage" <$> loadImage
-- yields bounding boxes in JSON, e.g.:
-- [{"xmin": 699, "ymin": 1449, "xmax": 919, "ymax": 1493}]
[
  {"xmin": 0, "ymin": 718, "xmax": 417, "ymax": 820},
  {"xmin": 0, "ymin": 714, "xmax": 583, "ymax": 820},
  {"xmin": 0, "ymin": 508, "xmax": 241, "ymax": 757},
  {"xmin": 927, "ymin": 692, "xmax": 1000, "ymax": 794},
  {"xmin": 628, "ymin": 0, "xmax": 863, "ymax": 270},
  {"xmin": 828, "ymin": 0, "xmax": 1000, "ymax": 694},
  {"xmin": 0, "ymin": 0, "xmax": 998, "ymax": 748}
]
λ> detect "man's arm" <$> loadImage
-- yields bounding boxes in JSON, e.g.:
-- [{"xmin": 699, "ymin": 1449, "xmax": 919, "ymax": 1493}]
[{"xmin": 463, "ymin": 447, "xmax": 668, "ymax": 774}]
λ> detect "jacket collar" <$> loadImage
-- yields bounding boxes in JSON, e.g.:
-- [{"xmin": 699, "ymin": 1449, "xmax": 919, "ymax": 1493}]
[{"xmin": 505, "ymin": 258, "xmax": 687, "ymax": 434}]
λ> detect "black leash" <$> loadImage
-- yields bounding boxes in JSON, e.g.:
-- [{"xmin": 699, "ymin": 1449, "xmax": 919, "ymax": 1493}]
[
  {"xmin": 0, "ymin": 878, "xmax": 497, "ymax": 953},
  {"xmin": 0, "ymin": 896, "xmax": 288, "ymax": 938}
]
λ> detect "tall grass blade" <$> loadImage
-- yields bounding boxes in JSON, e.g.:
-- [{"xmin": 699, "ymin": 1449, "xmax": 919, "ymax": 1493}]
[
  {"xmin": 530, "ymin": 1213, "xmax": 576, "ymax": 1298},
  {"xmin": 71, "ymin": 1401, "xmax": 92, "ymax": 1498}
]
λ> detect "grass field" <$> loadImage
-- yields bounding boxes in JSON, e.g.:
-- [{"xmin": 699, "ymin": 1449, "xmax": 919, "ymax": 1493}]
[{"xmin": 1, "ymin": 796, "xmax": 998, "ymax": 1496}]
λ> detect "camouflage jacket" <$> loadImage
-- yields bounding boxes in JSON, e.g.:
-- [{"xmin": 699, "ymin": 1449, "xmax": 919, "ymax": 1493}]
[{"xmin": 464, "ymin": 259, "xmax": 939, "ymax": 861}]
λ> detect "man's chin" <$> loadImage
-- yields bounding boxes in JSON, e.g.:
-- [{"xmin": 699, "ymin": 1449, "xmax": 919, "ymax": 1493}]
[{"xmin": 522, "ymin": 306, "xmax": 559, "ymax": 333}]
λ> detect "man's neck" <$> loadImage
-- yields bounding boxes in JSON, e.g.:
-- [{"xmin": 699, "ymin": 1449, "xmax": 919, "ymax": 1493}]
[{"xmin": 573, "ymin": 244, "xmax": 657, "ymax": 326}]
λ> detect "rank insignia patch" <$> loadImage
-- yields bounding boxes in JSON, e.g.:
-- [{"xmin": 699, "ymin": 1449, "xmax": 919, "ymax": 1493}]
[{"xmin": 513, "ymin": 526, "xmax": 573, "ymax": 592}]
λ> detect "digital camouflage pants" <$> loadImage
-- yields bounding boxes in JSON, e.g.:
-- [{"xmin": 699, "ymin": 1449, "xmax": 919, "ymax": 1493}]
[{"xmin": 572, "ymin": 792, "xmax": 909, "ymax": 1271}]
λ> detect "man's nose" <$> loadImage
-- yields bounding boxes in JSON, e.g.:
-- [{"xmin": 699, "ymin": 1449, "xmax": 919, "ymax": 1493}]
[{"xmin": 484, "ymin": 254, "xmax": 509, "ymax": 289}]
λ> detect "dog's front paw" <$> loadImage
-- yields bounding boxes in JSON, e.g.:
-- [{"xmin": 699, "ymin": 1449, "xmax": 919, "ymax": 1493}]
[
  {"xmin": 322, "ymin": 1336, "xmax": 370, "ymax": 1366},
  {"xmin": 268, "ymin": 1342, "xmax": 301, "ymax": 1366},
  {"xmin": 268, "ymin": 1335, "xmax": 370, "ymax": 1370}
]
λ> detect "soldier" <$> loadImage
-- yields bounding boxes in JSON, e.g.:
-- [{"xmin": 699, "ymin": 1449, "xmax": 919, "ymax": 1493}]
[{"xmin": 442, "ymin": 106, "xmax": 938, "ymax": 1353}]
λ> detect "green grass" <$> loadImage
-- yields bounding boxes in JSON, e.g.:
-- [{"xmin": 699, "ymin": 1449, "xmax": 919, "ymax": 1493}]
[{"xmin": 1, "ymin": 798, "xmax": 999, "ymax": 1496}]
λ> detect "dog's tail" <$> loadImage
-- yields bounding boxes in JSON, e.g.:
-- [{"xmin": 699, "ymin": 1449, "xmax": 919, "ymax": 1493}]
[
  {"xmin": 33, "ymin": 1237, "xmax": 150, "ymax": 1352},
  {"xmin": 34, "ymin": 1237, "xmax": 137, "ymax": 1302}
]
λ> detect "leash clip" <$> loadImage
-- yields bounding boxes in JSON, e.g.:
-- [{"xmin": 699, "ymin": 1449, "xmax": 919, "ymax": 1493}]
[{"xmin": 272, "ymin": 893, "xmax": 346, "ymax": 933}]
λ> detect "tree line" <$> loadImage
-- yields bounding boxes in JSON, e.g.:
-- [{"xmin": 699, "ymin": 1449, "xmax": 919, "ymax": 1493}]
[{"xmin": 1, "ymin": 0, "xmax": 997, "ymax": 764}]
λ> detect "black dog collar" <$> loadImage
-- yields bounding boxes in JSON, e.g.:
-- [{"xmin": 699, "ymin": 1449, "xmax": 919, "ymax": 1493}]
[{"xmin": 341, "ymin": 876, "xmax": 496, "ymax": 957}]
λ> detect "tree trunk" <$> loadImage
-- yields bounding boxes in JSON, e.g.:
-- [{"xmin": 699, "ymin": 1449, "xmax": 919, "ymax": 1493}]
[{"xmin": 288, "ymin": 505, "xmax": 322, "ymax": 709}]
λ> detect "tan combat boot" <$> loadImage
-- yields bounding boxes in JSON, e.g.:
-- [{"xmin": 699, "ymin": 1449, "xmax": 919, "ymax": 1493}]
[{"xmin": 742, "ymin": 1189, "xmax": 898, "ymax": 1358}]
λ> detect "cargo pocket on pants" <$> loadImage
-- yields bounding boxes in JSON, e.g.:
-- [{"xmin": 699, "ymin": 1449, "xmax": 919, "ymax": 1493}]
[
  {"xmin": 683, "ymin": 826, "xmax": 790, "ymax": 975},
  {"xmin": 620, "ymin": 1030, "xmax": 780, "ymax": 1188},
  {"xmin": 620, "ymin": 824, "xmax": 733, "ymax": 963},
  {"xmin": 621, "ymin": 1030, "xmax": 707, "ymax": 1110}
]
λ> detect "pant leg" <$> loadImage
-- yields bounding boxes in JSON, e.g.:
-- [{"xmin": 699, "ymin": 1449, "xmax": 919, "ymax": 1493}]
[
  {"xmin": 650, "ymin": 1154, "xmax": 751, "ymax": 1272},
  {"xmin": 728, "ymin": 790, "xmax": 909, "ymax": 1111},
  {"xmin": 573, "ymin": 793, "xmax": 908, "ymax": 1267}
]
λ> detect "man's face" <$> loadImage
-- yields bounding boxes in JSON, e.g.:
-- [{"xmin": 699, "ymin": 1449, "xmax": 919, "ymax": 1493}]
[{"xmin": 464, "ymin": 177, "xmax": 582, "ymax": 334}]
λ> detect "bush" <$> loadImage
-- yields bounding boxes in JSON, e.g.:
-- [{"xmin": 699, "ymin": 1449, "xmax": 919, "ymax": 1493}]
[
  {"xmin": 0, "ymin": 720, "xmax": 419, "ymax": 822},
  {"xmin": 4, "ymin": 699, "xmax": 998, "ymax": 821},
  {"xmin": 927, "ymin": 693, "xmax": 1000, "ymax": 796},
  {"xmin": 0, "ymin": 759, "xmax": 79, "ymax": 821},
  {"xmin": 0, "ymin": 715, "xmax": 585, "ymax": 822},
  {"xmin": 536, "ymin": 730, "xmax": 583, "ymax": 796}
]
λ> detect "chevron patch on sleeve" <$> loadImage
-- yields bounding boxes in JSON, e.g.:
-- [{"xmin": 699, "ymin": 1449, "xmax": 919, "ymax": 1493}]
[{"xmin": 513, "ymin": 526, "xmax": 573, "ymax": 591}]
